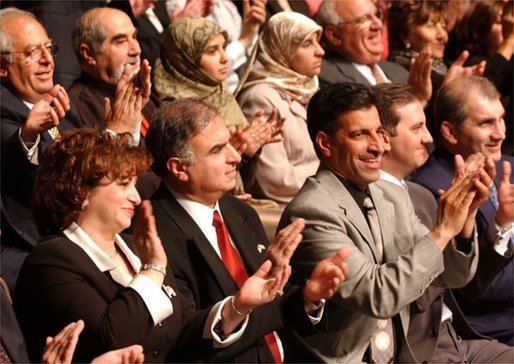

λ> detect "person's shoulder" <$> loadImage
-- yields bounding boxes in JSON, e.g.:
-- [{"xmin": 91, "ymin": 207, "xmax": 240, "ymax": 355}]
[{"xmin": 24, "ymin": 235, "xmax": 83, "ymax": 265}]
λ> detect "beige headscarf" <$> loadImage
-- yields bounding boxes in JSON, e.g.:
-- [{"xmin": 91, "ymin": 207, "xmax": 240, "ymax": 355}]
[
  {"xmin": 153, "ymin": 17, "xmax": 248, "ymax": 129},
  {"xmin": 239, "ymin": 12, "xmax": 322, "ymax": 105}
]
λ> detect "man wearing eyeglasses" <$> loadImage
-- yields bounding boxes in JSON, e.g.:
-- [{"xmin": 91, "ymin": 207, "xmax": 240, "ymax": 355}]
[
  {"xmin": 0, "ymin": 7, "xmax": 82, "ymax": 292},
  {"xmin": 315, "ymin": 0, "xmax": 431, "ymax": 105}
]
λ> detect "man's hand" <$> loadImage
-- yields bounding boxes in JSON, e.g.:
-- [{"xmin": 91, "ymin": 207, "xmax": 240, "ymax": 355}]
[
  {"xmin": 496, "ymin": 161, "xmax": 514, "ymax": 228},
  {"xmin": 104, "ymin": 64, "xmax": 143, "ymax": 134},
  {"xmin": 134, "ymin": 59, "xmax": 152, "ymax": 108},
  {"xmin": 264, "ymin": 218, "xmax": 305, "ymax": 277},
  {"xmin": 429, "ymin": 155, "xmax": 481, "ymax": 247},
  {"xmin": 408, "ymin": 47, "xmax": 432, "ymax": 106},
  {"xmin": 21, "ymin": 84, "xmax": 70, "ymax": 142},
  {"xmin": 41, "ymin": 320, "xmax": 84, "ymax": 364},
  {"xmin": 91, "ymin": 345, "xmax": 144, "ymax": 364},
  {"xmin": 302, "ymin": 248, "xmax": 350, "ymax": 313}
]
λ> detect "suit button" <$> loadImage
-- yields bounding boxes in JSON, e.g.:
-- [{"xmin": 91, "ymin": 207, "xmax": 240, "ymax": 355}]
[
  {"xmin": 423, "ymin": 361, "xmax": 428, "ymax": 364},
  {"xmin": 431, "ymin": 328, "xmax": 438, "ymax": 337},
  {"xmin": 152, "ymin": 350, "xmax": 159, "ymax": 358}
]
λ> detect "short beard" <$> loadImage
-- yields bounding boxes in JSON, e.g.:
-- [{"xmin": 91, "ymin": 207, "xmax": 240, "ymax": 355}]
[{"xmin": 110, "ymin": 56, "xmax": 140, "ymax": 84}]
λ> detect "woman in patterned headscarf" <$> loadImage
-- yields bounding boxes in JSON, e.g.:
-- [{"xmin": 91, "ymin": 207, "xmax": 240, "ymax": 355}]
[
  {"xmin": 237, "ymin": 12, "xmax": 324, "ymax": 206},
  {"xmin": 154, "ymin": 17, "xmax": 282, "ymax": 199}
]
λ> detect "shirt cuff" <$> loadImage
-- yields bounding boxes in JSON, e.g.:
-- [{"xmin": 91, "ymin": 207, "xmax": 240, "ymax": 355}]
[
  {"xmin": 307, "ymin": 299, "xmax": 326, "ymax": 325},
  {"xmin": 105, "ymin": 120, "xmax": 141, "ymax": 146},
  {"xmin": 203, "ymin": 296, "xmax": 249, "ymax": 348},
  {"xmin": 18, "ymin": 127, "xmax": 40, "ymax": 164},
  {"xmin": 129, "ymin": 274, "xmax": 173, "ymax": 325},
  {"xmin": 493, "ymin": 222, "xmax": 514, "ymax": 256},
  {"xmin": 226, "ymin": 41, "xmax": 247, "ymax": 70}
]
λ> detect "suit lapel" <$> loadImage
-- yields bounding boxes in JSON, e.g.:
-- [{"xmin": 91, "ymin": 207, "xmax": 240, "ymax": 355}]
[
  {"xmin": 370, "ymin": 184, "xmax": 396, "ymax": 262},
  {"xmin": 317, "ymin": 169, "xmax": 381, "ymax": 262},
  {"xmin": 153, "ymin": 184, "xmax": 239, "ymax": 295},
  {"xmin": 220, "ymin": 196, "xmax": 266, "ymax": 276}
]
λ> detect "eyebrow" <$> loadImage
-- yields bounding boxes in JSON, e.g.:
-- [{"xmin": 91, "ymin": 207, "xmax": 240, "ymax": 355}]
[{"xmin": 208, "ymin": 142, "xmax": 226, "ymax": 154}]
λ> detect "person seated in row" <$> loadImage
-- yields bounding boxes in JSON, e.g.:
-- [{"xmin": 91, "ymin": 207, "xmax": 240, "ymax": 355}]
[
  {"xmin": 13, "ymin": 128, "xmax": 301, "ymax": 362},
  {"xmin": 387, "ymin": 0, "xmax": 485, "ymax": 144},
  {"xmin": 375, "ymin": 83, "xmax": 513, "ymax": 362},
  {"xmin": 145, "ymin": 98, "xmax": 350, "ymax": 362},
  {"xmin": 152, "ymin": 17, "xmax": 282, "ymax": 198},
  {"xmin": 412, "ymin": 76, "xmax": 514, "ymax": 346},
  {"xmin": 237, "ymin": 12, "xmax": 322, "ymax": 206}
]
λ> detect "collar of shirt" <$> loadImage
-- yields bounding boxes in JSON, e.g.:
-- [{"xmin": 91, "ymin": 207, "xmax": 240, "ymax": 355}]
[
  {"xmin": 63, "ymin": 222, "xmax": 142, "ymax": 275},
  {"xmin": 334, "ymin": 173, "xmax": 371, "ymax": 212},
  {"xmin": 352, "ymin": 62, "xmax": 390, "ymax": 85},
  {"xmin": 168, "ymin": 188, "xmax": 228, "ymax": 258},
  {"xmin": 22, "ymin": 100, "xmax": 34, "ymax": 110},
  {"xmin": 379, "ymin": 170, "xmax": 408, "ymax": 191}
]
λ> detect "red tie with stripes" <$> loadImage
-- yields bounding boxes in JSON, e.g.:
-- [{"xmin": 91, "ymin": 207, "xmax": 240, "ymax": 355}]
[{"xmin": 212, "ymin": 211, "xmax": 282, "ymax": 363}]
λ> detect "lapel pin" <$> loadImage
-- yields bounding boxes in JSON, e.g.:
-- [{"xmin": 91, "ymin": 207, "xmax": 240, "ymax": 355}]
[
  {"xmin": 163, "ymin": 284, "xmax": 177, "ymax": 299},
  {"xmin": 257, "ymin": 244, "xmax": 266, "ymax": 253}
]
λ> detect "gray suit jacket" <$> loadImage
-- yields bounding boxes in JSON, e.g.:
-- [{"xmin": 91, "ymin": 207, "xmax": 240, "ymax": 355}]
[
  {"xmin": 319, "ymin": 52, "xmax": 409, "ymax": 88},
  {"xmin": 278, "ymin": 168, "xmax": 477, "ymax": 363}
]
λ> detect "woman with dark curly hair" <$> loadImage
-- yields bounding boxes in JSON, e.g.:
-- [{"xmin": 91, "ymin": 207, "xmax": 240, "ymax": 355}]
[{"xmin": 14, "ymin": 128, "xmax": 292, "ymax": 362}]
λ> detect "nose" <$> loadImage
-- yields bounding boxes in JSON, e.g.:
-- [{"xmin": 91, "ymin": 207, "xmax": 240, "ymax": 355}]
[
  {"xmin": 370, "ymin": 9, "xmax": 383, "ymax": 30},
  {"xmin": 129, "ymin": 37, "xmax": 141, "ymax": 56},
  {"xmin": 129, "ymin": 184, "xmax": 142, "ymax": 205},
  {"xmin": 227, "ymin": 143, "xmax": 242, "ymax": 164},
  {"xmin": 39, "ymin": 45, "xmax": 53, "ymax": 63},
  {"xmin": 315, "ymin": 41, "xmax": 325, "ymax": 57},
  {"xmin": 220, "ymin": 48, "xmax": 228, "ymax": 64},
  {"xmin": 421, "ymin": 126, "xmax": 434, "ymax": 144},
  {"xmin": 491, "ymin": 120, "xmax": 506, "ymax": 141},
  {"xmin": 369, "ymin": 131, "xmax": 385, "ymax": 154}
]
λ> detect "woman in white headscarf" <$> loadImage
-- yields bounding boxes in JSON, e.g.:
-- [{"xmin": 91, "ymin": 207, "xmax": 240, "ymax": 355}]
[{"xmin": 237, "ymin": 12, "xmax": 324, "ymax": 206}]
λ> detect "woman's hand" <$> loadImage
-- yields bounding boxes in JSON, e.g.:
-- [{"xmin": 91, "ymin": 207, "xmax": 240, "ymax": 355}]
[
  {"xmin": 41, "ymin": 320, "xmax": 84, "ymax": 364},
  {"xmin": 241, "ymin": 108, "xmax": 285, "ymax": 158}
]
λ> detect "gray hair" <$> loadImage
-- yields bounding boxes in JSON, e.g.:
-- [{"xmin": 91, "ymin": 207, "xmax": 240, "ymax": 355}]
[
  {"xmin": 315, "ymin": 1, "xmax": 342, "ymax": 28},
  {"xmin": 0, "ymin": 7, "xmax": 37, "ymax": 63},
  {"xmin": 145, "ymin": 99, "xmax": 219, "ymax": 177},
  {"xmin": 72, "ymin": 7, "xmax": 108, "ymax": 63}
]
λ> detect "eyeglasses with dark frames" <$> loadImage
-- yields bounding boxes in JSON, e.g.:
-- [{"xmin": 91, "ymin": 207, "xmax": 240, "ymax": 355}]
[{"xmin": 336, "ymin": 8, "xmax": 383, "ymax": 27}]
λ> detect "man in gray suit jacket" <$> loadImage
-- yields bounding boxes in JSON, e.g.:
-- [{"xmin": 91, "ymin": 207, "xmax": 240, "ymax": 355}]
[
  {"xmin": 278, "ymin": 83, "xmax": 493, "ymax": 362},
  {"xmin": 315, "ymin": 0, "xmax": 430, "ymax": 105},
  {"xmin": 375, "ymin": 83, "xmax": 513, "ymax": 363}
]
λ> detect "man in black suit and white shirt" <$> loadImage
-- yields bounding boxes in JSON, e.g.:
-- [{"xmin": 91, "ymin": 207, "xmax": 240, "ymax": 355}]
[{"xmin": 145, "ymin": 99, "xmax": 349, "ymax": 363}]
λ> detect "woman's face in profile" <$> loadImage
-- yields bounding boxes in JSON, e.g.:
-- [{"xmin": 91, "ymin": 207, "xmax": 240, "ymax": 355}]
[
  {"xmin": 407, "ymin": 13, "xmax": 448, "ymax": 59},
  {"xmin": 289, "ymin": 33, "xmax": 325, "ymax": 77},
  {"xmin": 80, "ymin": 176, "xmax": 141, "ymax": 235},
  {"xmin": 486, "ymin": 8, "xmax": 504, "ymax": 52},
  {"xmin": 200, "ymin": 33, "xmax": 229, "ymax": 82}
]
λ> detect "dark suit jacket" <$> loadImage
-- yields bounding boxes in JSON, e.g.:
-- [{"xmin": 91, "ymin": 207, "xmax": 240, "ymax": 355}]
[
  {"xmin": 411, "ymin": 147, "xmax": 514, "ymax": 345},
  {"xmin": 404, "ymin": 181, "xmax": 490, "ymax": 362},
  {"xmin": 13, "ymin": 234, "xmax": 218, "ymax": 363},
  {"xmin": 318, "ymin": 51, "xmax": 409, "ymax": 88},
  {"xmin": 150, "ymin": 182, "xmax": 323, "ymax": 362},
  {"xmin": 0, "ymin": 84, "xmax": 82, "ymax": 292},
  {"xmin": 67, "ymin": 72, "xmax": 158, "ymax": 130},
  {"xmin": 1, "ymin": 280, "xmax": 30, "ymax": 363}
]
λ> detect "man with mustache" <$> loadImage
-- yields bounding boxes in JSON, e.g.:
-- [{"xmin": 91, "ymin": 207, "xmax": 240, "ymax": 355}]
[
  {"xmin": 0, "ymin": 7, "xmax": 83, "ymax": 292},
  {"xmin": 68, "ymin": 6, "xmax": 156, "ymax": 144}
]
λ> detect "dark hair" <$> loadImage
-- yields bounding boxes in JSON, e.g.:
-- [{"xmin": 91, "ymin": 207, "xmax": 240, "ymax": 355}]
[
  {"xmin": 388, "ymin": 0, "xmax": 445, "ymax": 52},
  {"xmin": 307, "ymin": 83, "xmax": 376, "ymax": 158},
  {"xmin": 435, "ymin": 75, "xmax": 500, "ymax": 130},
  {"xmin": 374, "ymin": 84, "xmax": 420, "ymax": 136},
  {"xmin": 33, "ymin": 129, "xmax": 151, "ymax": 235},
  {"xmin": 145, "ymin": 99, "xmax": 219, "ymax": 176},
  {"xmin": 456, "ymin": 0, "xmax": 504, "ymax": 55}
]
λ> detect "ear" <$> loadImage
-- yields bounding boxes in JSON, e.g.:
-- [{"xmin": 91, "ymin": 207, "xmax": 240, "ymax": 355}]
[
  {"xmin": 316, "ymin": 131, "xmax": 332, "ymax": 158},
  {"xmin": 324, "ymin": 26, "xmax": 341, "ymax": 47},
  {"xmin": 79, "ymin": 188, "xmax": 90, "ymax": 210},
  {"xmin": 167, "ymin": 157, "xmax": 189, "ymax": 182},
  {"xmin": 0, "ymin": 59, "xmax": 8, "ymax": 78},
  {"xmin": 79, "ymin": 44, "xmax": 97, "ymax": 66},
  {"xmin": 440, "ymin": 121, "xmax": 458, "ymax": 145}
]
